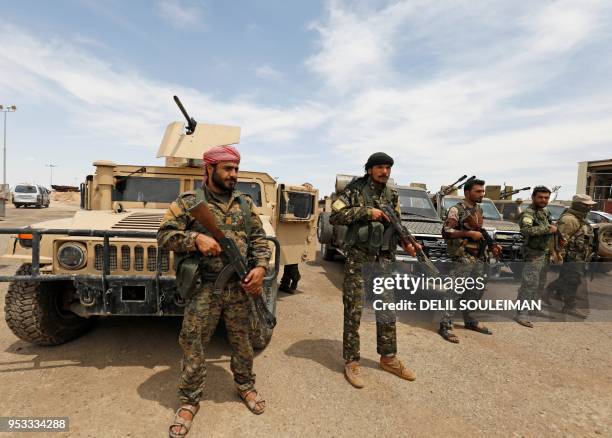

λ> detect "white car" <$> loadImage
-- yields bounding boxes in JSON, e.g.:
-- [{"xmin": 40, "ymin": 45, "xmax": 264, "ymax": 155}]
[
  {"xmin": 587, "ymin": 210, "xmax": 612, "ymax": 225},
  {"xmin": 12, "ymin": 184, "xmax": 50, "ymax": 208}
]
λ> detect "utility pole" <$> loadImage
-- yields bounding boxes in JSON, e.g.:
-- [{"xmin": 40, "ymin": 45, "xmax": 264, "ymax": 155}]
[
  {"xmin": 45, "ymin": 163, "xmax": 58, "ymax": 188},
  {"xmin": 0, "ymin": 104, "xmax": 17, "ymax": 219}
]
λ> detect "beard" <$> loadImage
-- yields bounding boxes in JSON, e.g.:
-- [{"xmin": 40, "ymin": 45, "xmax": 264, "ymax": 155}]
[{"xmin": 211, "ymin": 168, "xmax": 236, "ymax": 192}]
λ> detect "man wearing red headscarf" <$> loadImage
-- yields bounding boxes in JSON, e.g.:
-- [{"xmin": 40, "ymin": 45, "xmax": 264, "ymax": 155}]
[{"xmin": 159, "ymin": 145, "xmax": 271, "ymax": 436}]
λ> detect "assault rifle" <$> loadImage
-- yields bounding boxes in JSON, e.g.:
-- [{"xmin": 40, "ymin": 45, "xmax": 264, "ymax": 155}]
[
  {"xmin": 188, "ymin": 200, "xmax": 277, "ymax": 329},
  {"xmin": 380, "ymin": 205, "xmax": 441, "ymax": 277}
]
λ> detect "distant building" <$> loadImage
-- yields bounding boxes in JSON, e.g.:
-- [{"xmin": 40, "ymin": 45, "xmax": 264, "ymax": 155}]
[{"xmin": 577, "ymin": 159, "xmax": 612, "ymax": 212}]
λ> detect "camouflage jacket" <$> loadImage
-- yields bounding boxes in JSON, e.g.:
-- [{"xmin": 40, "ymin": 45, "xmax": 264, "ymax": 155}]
[
  {"xmin": 518, "ymin": 205, "xmax": 553, "ymax": 252},
  {"xmin": 557, "ymin": 209, "xmax": 594, "ymax": 262},
  {"xmin": 157, "ymin": 185, "xmax": 271, "ymax": 273},
  {"xmin": 329, "ymin": 176, "xmax": 400, "ymax": 253},
  {"xmin": 329, "ymin": 176, "xmax": 400, "ymax": 225}
]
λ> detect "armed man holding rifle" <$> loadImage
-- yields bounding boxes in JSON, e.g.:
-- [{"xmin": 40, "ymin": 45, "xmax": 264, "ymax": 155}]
[
  {"xmin": 514, "ymin": 186, "xmax": 556, "ymax": 328},
  {"xmin": 330, "ymin": 152, "xmax": 419, "ymax": 388},
  {"xmin": 158, "ymin": 145, "xmax": 271, "ymax": 437},
  {"xmin": 439, "ymin": 178, "xmax": 502, "ymax": 343}
]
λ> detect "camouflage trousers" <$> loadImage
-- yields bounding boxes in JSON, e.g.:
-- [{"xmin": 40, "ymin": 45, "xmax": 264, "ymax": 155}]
[
  {"xmin": 548, "ymin": 261, "xmax": 585, "ymax": 309},
  {"xmin": 178, "ymin": 281, "xmax": 254, "ymax": 405},
  {"xmin": 440, "ymin": 254, "xmax": 486, "ymax": 330},
  {"xmin": 342, "ymin": 247, "xmax": 396, "ymax": 363},
  {"xmin": 516, "ymin": 249, "xmax": 548, "ymax": 316}
]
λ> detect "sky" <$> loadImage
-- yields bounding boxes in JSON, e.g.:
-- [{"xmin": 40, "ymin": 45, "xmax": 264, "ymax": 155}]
[{"xmin": 1, "ymin": 0, "xmax": 611, "ymax": 199}]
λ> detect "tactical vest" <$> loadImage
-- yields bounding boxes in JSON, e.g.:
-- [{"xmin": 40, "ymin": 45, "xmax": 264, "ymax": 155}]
[
  {"xmin": 174, "ymin": 188, "xmax": 252, "ymax": 300},
  {"xmin": 444, "ymin": 201, "xmax": 482, "ymax": 257},
  {"xmin": 344, "ymin": 179, "xmax": 396, "ymax": 254},
  {"xmin": 519, "ymin": 206, "xmax": 552, "ymax": 252},
  {"xmin": 559, "ymin": 210, "xmax": 594, "ymax": 262}
]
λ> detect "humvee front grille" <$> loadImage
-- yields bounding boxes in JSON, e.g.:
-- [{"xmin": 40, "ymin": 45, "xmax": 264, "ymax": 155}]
[
  {"xmin": 147, "ymin": 247, "xmax": 157, "ymax": 271},
  {"xmin": 95, "ymin": 244, "xmax": 117, "ymax": 270},
  {"xmin": 121, "ymin": 245, "xmax": 130, "ymax": 271},
  {"xmin": 134, "ymin": 246, "xmax": 144, "ymax": 271},
  {"xmin": 94, "ymin": 243, "xmax": 171, "ymax": 273}
]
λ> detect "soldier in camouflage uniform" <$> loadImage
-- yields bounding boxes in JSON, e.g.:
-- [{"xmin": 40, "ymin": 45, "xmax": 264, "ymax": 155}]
[
  {"xmin": 514, "ymin": 186, "xmax": 557, "ymax": 328},
  {"xmin": 160, "ymin": 146, "xmax": 271, "ymax": 437},
  {"xmin": 439, "ymin": 178, "xmax": 501, "ymax": 343},
  {"xmin": 329, "ymin": 152, "xmax": 417, "ymax": 388},
  {"xmin": 545, "ymin": 194, "xmax": 595, "ymax": 319}
]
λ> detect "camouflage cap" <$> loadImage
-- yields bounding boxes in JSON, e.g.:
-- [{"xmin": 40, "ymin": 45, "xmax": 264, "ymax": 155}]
[{"xmin": 572, "ymin": 194, "xmax": 596, "ymax": 205}]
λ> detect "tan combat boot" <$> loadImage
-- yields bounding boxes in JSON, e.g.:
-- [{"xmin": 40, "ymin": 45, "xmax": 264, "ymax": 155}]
[
  {"xmin": 379, "ymin": 356, "xmax": 416, "ymax": 381},
  {"xmin": 344, "ymin": 361, "xmax": 364, "ymax": 388}
]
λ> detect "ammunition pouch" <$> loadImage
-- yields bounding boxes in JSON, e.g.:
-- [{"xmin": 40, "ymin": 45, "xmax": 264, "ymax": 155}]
[
  {"xmin": 346, "ymin": 221, "xmax": 385, "ymax": 253},
  {"xmin": 525, "ymin": 236, "xmax": 550, "ymax": 252},
  {"xmin": 175, "ymin": 255, "xmax": 202, "ymax": 301}
]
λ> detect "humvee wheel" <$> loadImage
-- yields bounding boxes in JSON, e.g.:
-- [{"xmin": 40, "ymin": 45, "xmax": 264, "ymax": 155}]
[
  {"xmin": 4, "ymin": 264, "xmax": 92, "ymax": 346},
  {"xmin": 251, "ymin": 280, "xmax": 278, "ymax": 350},
  {"xmin": 317, "ymin": 212, "xmax": 333, "ymax": 245}
]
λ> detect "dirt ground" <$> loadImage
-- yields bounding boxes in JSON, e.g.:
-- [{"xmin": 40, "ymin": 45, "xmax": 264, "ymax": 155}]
[{"xmin": 0, "ymin": 202, "xmax": 610, "ymax": 437}]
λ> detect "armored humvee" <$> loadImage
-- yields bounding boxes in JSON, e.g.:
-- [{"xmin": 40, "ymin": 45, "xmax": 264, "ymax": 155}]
[
  {"xmin": 1, "ymin": 104, "xmax": 319, "ymax": 349},
  {"xmin": 317, "ymin": 175, "xmax": 447, "ymax": 265}
]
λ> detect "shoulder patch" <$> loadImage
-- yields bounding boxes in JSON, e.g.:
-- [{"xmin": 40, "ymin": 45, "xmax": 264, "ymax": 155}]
[
  {"xmin": 521, "ymin": 216, "xmax": 534, "ymax": 226},
  {"xmin": 332, "ymin": 199, "xmax": 348, "ymax": 212}
]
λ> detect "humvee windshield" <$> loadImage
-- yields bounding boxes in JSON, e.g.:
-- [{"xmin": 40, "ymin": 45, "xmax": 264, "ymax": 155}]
[
  {"xmin": 398, "ymin": 188, "xmax": 439, "ymax": 220},
  {"xmin": 442, "ymin": 197, "xmax": 503, "ymax": 221},
  {"xmin": 113, "ymin": 177, "xmax": 180, "ymax": 203},
  {"xmin": 191, "ymin": 180, "xmax": 262, "ymax": 206}
]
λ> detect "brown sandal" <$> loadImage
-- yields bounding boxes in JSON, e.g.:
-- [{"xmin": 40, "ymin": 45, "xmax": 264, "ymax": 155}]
[
  {"xmin": 169, "ymin": 403, "xmax": 200, "ymax": 438},
  {"xmin": 439, "ymin": 326, "xmax": 460, "ymax": 343},
  {"xmin": 237, "ymin": 388, "xmax": 266, "ymax": 415}
]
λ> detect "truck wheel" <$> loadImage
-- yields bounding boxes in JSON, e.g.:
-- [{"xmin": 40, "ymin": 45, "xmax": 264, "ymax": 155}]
[
  {"xmin": 251, "ymin": 280, "xmax": 278, "ymax": 350},
  {"xmin": 317, "ymin": 212, "xmax": 334, "ymax": 245},
  {"xmin": 4, "ymin": 264, "xmax": 92, "ymax": 346},
  {"xmin": 598, "ymin": 223, "xmax": 612, "ymax": 259},
  {"xmin": 322, "ymin": 243, "xmax": 337, "ymax": 261}
]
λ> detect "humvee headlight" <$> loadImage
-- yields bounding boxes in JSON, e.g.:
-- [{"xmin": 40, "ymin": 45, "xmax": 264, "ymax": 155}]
[{"xmin": 57, "ymin": 243, "xmax": 87, "ymax": 270}]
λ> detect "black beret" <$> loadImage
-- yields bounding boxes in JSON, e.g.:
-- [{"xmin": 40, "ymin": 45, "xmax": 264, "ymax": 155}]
[{"xmin": 365, "ymin": 152, "xmax": 394, "ymax": 170}]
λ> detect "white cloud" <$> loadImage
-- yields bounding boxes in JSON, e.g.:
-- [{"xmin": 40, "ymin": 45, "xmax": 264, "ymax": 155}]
[
  {"xmin": 1, "ymin": 1, "xmax": 612, "ymax": 198},
  {"xmin": 156, "ymin": 0, "xmax": 204, "ymax": 29},
  {"xmin": 254, "ymin": 65, "xmax": 284, "ymax": 80},
  {"xmin": 0, "ymin": 22, "xmax": 329, "ymax": 151}
]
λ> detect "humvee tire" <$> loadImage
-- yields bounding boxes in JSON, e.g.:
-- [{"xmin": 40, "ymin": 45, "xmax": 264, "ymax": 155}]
[
  {"xmin": 251, "ymin": 280, "xmax": 278, "ymax": 350},
  {"xmin": 4, "ymin": 264, "xmax": 92, "ymax": 346},
  {"xmin": 317, "ymin": 212, "xmax": 333, "ymax": 245}
]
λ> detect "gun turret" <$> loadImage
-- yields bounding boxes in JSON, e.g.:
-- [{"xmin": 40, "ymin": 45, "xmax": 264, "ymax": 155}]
[
  {"xmin": 456, "ymin": 175, "xmax": 476, "ymax": 191},
  {"xmin": 173, "ymin": 95, "xmax": 197, "ymax": 135},
  {"xmin": 434, "ymin": 175, "xmax": 475, "ymax": 217},
  {"xmin": 500, "ymin": 186, "xmax": 531, "ymax": 200}
]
